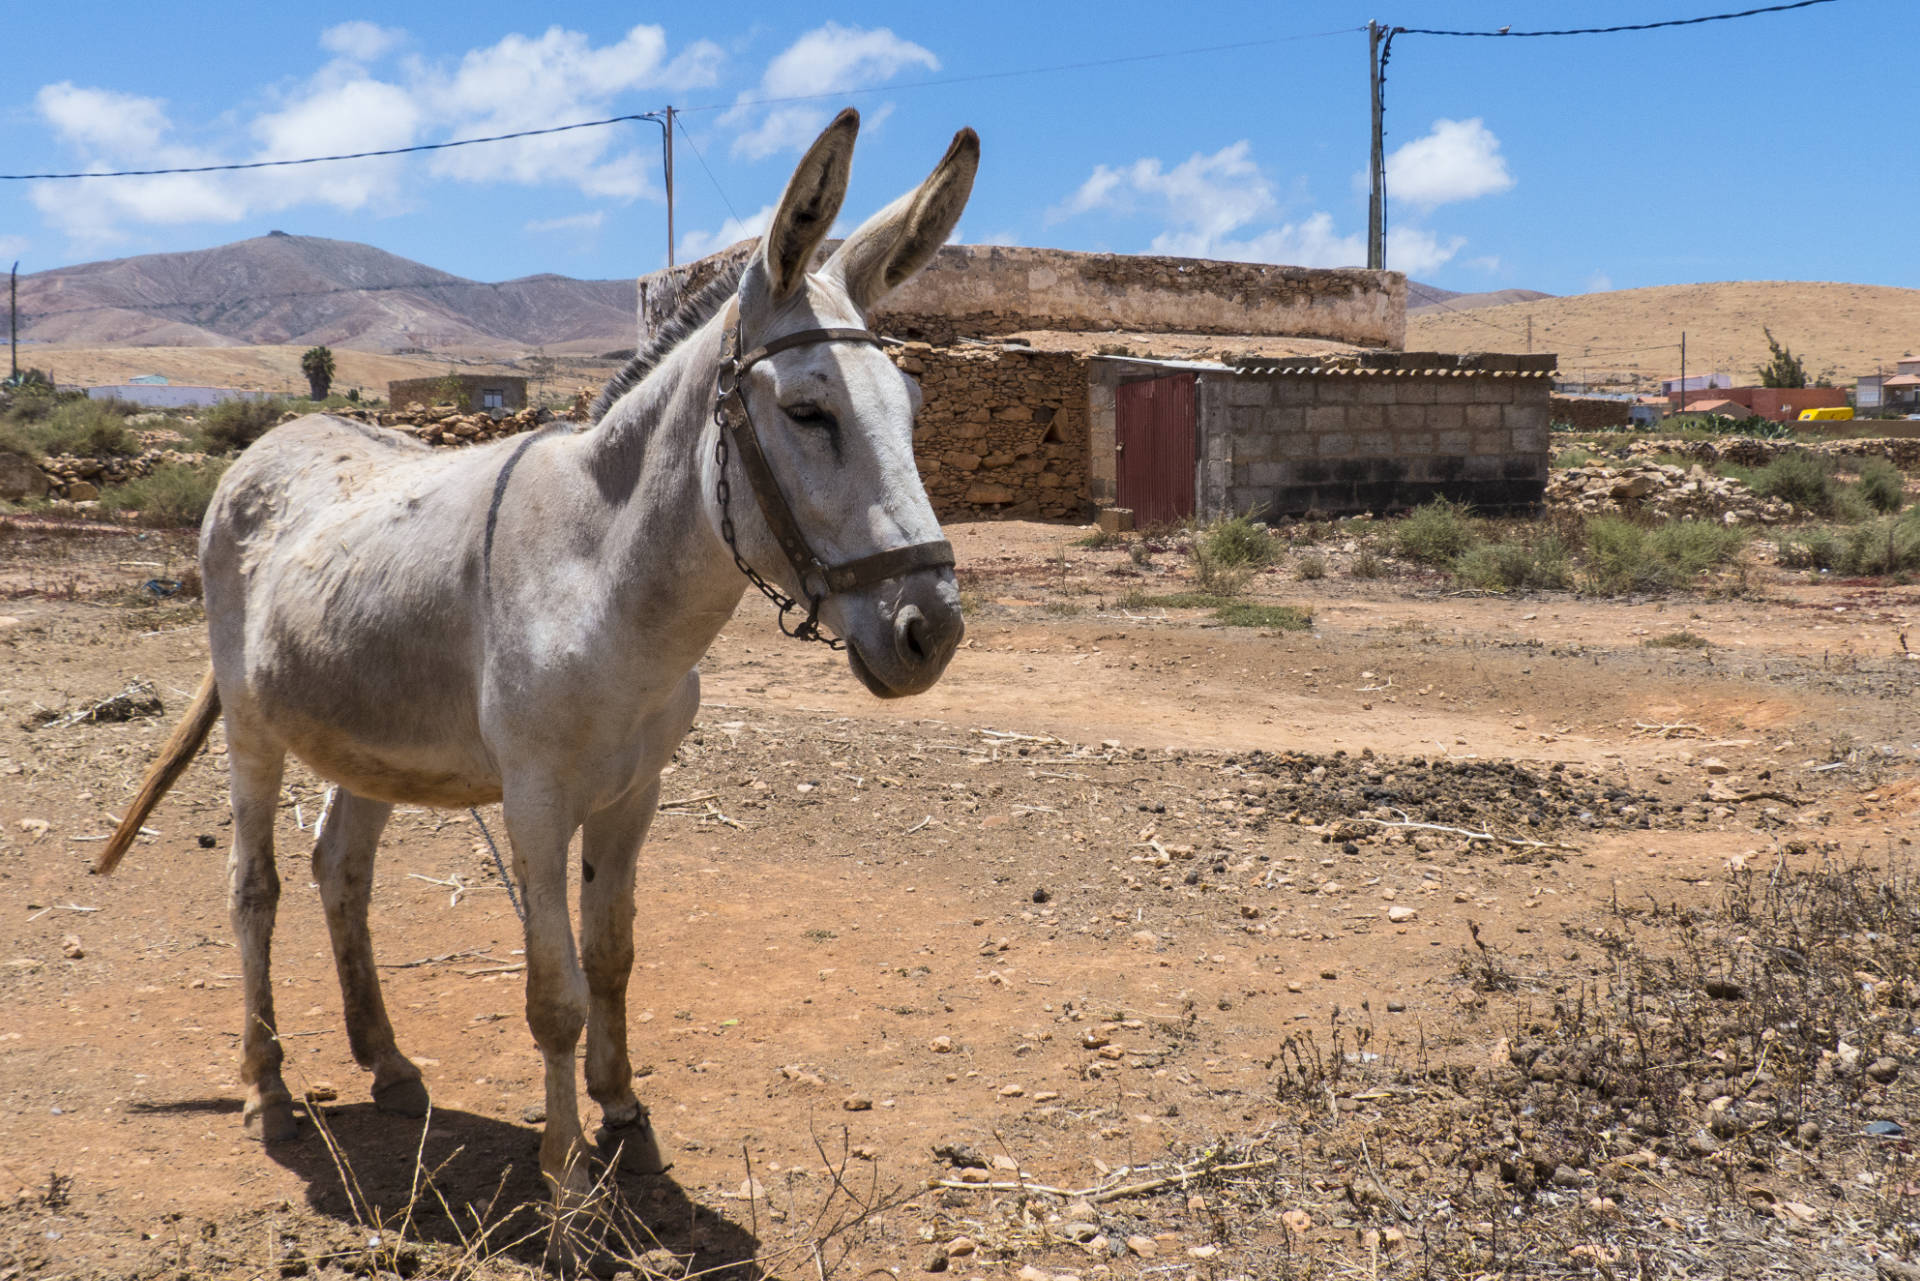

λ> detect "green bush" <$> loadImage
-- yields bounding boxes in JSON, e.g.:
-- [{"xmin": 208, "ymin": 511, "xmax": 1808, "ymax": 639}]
[
  {"xmin": 1836, "ymin": 511, "xmax": 1920, "ymax": 577},
  {"xmin": 1190, "ymin": 511, "xmax": 1274, "ymax": 596},
  {"xmin": 1582, "ymin": 516, "xmax": 1747, "ymax": 594},
  {"xmin": 1454, "ymin": 533, "xmax": 1572, "ymax": 592},
  {"xmin": 99, "ymin": 458, "xmax": 231, "ymax": 527},
  {"xmin": 1394, "ymin": 498, "xmax": 1477, "ymax": 565},
  {"xmin": 1552, "ymin": 447, "xmax": 1595, "ymax": 469},
  {"xmin": 197, "ymin": 397, "xmax": 290, "ymax": 455},
  {"xmin": 1855, "ymin": 457, "xmax": 1906, "ymax": 514},
  {"xmin": 1750, "ymin": 452, "xmax": 1840, "ymax": 516},
  {"xmin": 0, "ymin": 396, "xmax": 137, "ymax": 459},
  {"xmin": 1775, "ymin": 527, "xmax": 1845, "ymax": 570},
  {"xmin": 1295, "ymin": 552, "xmax": 1327, "ymax": 581}
]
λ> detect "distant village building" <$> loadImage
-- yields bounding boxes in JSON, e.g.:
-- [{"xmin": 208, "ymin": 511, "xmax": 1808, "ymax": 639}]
[
  {"xmin": 1660, "ymin": 372, "xmax": 1731, "ymax": 397},
  {"xmin": 1665, "ymin": 384, "xmax": 1849, "ymax": 423},
  {"xmin": 87, "ymin": 382, "xmax": 270, "ymax": 409},
  {"xmin": 387, "ymin": 374, "xmax": 527, "ymax": 413}
]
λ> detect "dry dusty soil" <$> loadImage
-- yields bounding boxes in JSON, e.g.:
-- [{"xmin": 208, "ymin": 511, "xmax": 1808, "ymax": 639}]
[{"xmin": 4, "ymin": 517, "xmax": 1920, "ymax": 1280}]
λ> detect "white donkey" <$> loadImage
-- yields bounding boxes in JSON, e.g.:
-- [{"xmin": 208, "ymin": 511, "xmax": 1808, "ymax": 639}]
[{"xmin": 99, "ymin": 108, "xmax": 974, "ymax": 1204}]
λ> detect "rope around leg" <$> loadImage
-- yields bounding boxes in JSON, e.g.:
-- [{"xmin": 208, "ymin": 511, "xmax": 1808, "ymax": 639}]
[{"xmin": 469, "ymin": 807, "xmax": 526, "ymax": 925}]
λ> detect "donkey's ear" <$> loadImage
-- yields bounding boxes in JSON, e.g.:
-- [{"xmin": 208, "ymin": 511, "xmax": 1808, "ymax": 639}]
[
  {"xmin": 825, "ymin": 127, "xmax": 978, "ymax": 311},
  {"xmin": 760, "ymin": 108, "xmax": 860, "ymax": 301}
]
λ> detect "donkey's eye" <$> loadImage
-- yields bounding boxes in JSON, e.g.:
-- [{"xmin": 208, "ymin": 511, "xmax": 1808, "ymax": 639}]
[{"xmin": 783, "ymin": 402, "xmax": 837, "ymax": 429}]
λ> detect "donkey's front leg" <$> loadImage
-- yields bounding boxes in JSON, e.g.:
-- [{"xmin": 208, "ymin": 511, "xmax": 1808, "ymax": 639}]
[
  {"xmin": 580, "ymin": 777, "xmax": 663, "ymax": 1174},
  {"xmin": 502, "ymin": 783, "xmax": 594, "ymax": 1201}
]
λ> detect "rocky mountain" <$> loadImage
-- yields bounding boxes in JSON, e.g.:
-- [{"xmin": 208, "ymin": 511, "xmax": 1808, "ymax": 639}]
[{"xmin": 15, "ymin": 233, "xmax": 637, "ymax": 354}]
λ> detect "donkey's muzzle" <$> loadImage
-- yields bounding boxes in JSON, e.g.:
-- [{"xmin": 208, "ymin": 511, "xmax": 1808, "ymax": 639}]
[{"xmin": 842, "ymin": 575, "xmax": 963, "ymax": 699}]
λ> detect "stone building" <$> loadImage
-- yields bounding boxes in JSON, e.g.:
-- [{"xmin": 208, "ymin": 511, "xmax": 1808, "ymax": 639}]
[
  {"xmin": 637, "ymin": 244, "xmax": 1551, "ymax": 522},
  {"xmin": 387, "ymin": 374, "xmax": 528, "ymax": 414}
]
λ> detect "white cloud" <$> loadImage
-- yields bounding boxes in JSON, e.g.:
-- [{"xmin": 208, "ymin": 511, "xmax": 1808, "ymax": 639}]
[
  {"xmin": 1586, "ymin": 271, "xmax": 1614, "ymax": 293},
  {"xmin": 679, "ymin": 203, "xmax": 775, "ymax": 262},
  {"xmin": 28, "ymin": 21, "xmax": 725, "ymax": 249},
  {"xmin": 418, "ymin": 24, "xmax": 720, "ymax": 197},
  {"xmin": 526, "ymin": 211, "xmax": 606, "ymax": 234},
  {"xmin": 36, "ymin": 83, "xmax": 173, "ymax": 153},
  {"xmin": 1387, "ymin": 117, "xmax": 1513, "ymax": 210},
  {"xmin": 0, "ymin": 234, "xmax": 31, "ymax": 262},
  {"xmin": 727, "ymin": 24, "xmax": 936, "ymax": 160},
  {"xmin": 321, "ymin": 21, "xmax": 405, "ymax": 62},
  {"xmin": 1467, "ymin": 254, "xmax": 1503, "ymax": 274},
  {"xmin": 1053, "ymin": 139, "xmax": 1473, "ymax": 274}
]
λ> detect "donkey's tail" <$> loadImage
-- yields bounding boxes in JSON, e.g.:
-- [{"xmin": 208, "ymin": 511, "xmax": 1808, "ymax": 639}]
[{"xmin": 96, "ymin": 670, "xmax": 221, "ymax": 876}]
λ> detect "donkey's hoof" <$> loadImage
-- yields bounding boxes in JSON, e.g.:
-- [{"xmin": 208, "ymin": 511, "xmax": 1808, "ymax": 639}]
[
  {"xmin": 245, "ymin": 1097, "xmax": 300, "ymax": 1144},
  {"xmin": 373, "ymin": 1076, "xmax": 430, "ymax": 1118},
  {"xmin": 596, "ymin": 1115, "xmax": 668, "ymax": 1175}
]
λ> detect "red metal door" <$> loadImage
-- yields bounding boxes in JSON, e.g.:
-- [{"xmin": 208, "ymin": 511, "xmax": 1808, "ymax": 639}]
[{"xmin": 1115, "ymin": 372, "xmax": 1196, "ymax": 524}]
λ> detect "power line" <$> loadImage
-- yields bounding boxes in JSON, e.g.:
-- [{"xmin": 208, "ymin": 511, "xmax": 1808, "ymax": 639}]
[
  {"xmin": 1395, "ymin": 0, "xmax": 1835, "ymax": 38},
  {"xmin": 1404, "ymin": 283, "xmax": 1535, "ymax": 339},
  {"xmin": 673, "ymin": 113, "xmax": 739, "ymax": 226},
  {"xmin": 2, "ymin": 25, "xmax": 1361, "ymax": 183},
  {"xmin": 675, "ymin": 26, "xmax": 1363, "ymax": 116},
  {"xmin": 0, "ymin": 112, "xmax": 665, "ymax": 182}
]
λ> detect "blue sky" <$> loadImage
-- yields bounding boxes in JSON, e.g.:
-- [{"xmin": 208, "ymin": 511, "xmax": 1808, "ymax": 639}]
[{"xmin": 3, "ymin": 1, "xmax": 1909, "ymax": 298}]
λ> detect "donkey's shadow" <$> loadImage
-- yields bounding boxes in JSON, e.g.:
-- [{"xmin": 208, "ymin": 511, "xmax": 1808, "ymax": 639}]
[{"xmin": 262, "ymin": 1102, "xmax": 763, "ymax": 1276}]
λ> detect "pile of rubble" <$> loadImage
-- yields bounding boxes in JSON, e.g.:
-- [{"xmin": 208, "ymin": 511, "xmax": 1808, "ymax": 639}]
[
  {"xmin": 1547, "ymin": 460, "xmax": 1798, "ymax": 525},
  {"xmin": 313, "ymin": 401, "xmax": 562, "ymax": 447},
  {"xmin": 32, "ymin": 448, "xmax": 210, "ymax": 502}
]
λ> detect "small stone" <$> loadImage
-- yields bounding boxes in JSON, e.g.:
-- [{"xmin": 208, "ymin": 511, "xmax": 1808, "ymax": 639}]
[
  {"xmin": 1686, "ymin": 1131, "xmax": 1719, "ymax": 1156},
  {"xmin": 1701, "ymin": 757, "xmax": 1730, "ymax": 775},
  {"xmin": 998, "ymin": 1083, "xmax": 1025, "ymax": 1098},
  {"xmin": 1796, "ymin": 1120, "xmax": 1822, "ymax": 1145},
  {"xmin": 1130, "ymin": 930, "xmax": 1158, "ymax": 947},
  {"xmin": 520, "ymin": 1105, "xmax": 546, "ymax": 1124},
  {"xmin": 1059, "ymin": 1221, "xmax": 1099, "ymax": 1243},
  {"xmin": 1031, "ymin": 887, "xmax": 1051, "ymax": 904},
  {"xmin": 843, "ymin": 1094, "xmax": 873, "ymax": 1112},
  {"xmin": 1868, "ymin": 1057, "xmax": 1901, "ymax": 1084},
  {"xmin": 1018, "ymin": 1266, "xmax": 1052, "ymax": 1281},
  {"xmin": 1125, "ymin": 1234, "xmax": 1157, "ymax": 1257},
  {"xmin": 1387, "ymin": 905, "xmax": 1417, "ymax": 924},
  {"xmin": 930, "ymin": 1036, "xmax": 954, "ymax": 1054},
  {"xmin": 60, "ymin": 935, "xmax": 84, "ymax": 960},
  {"xmin": 1386, "ymin": 999, "xmax": 1406, "ymax": 1013},
  {"xmin": 946, "ymin": 1236, "xmax": 977, "ymax": 1257},
  {"xmin": 922, "ymin": 1246, "xmax": 949, "ymax": 1273},
  {"xmin": 1320, "ymin": 969, "xmax": 1338, "ymax": 981}
]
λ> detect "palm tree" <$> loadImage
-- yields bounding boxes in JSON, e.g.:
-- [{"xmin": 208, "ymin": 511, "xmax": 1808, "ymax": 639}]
[{"xmin": 300, "ymin": 346, "xmax": 336, "ymax": 401}]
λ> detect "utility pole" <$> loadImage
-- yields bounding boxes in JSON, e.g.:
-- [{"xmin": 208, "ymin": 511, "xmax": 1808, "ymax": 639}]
[
  {"xmin": 1526, "ymin": 314, "xmax": 1533, "ymax": 355},
  {"xmin": 1367, "ymin": 21, "xmax": 1386, "ymax": 270},
  {"xmin": 1679, "ymin": 332, "xmax": 1687, "ymax": 416},
  {"xmin": 663, "ymin": 105, "xmax": 676, "ymax": 269},
  {"xmin": 8, "ymin": 261, "xmax": 17, "ymax": 384}
]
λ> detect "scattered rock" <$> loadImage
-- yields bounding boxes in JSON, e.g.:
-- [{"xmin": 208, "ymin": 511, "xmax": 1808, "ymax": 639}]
[
  {"xmin": 843, "ymin": 1094, "xmax": 873, "ymax": 1112},
  {"xmin": 1387, "ymin": 905, "xmax": 1417, "ymax": 924},
  {"xmin": 1868, "ymin": 1057, "xmax": 1901, "ymax": 1084},
  {"xmin": 60, "ymin": 935, "xmax": 83, "ymax": 960}
]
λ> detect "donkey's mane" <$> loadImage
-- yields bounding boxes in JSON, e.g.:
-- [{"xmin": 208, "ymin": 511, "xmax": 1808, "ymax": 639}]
[{"xmin": 588, "ymin": 256, "xmax": 750, "ymax": 425}]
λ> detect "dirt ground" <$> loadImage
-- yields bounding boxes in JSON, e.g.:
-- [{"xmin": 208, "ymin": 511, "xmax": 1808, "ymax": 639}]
[{"xmin": 3, "ymin": 515, "xmax": 1920, "ymax": 1280}]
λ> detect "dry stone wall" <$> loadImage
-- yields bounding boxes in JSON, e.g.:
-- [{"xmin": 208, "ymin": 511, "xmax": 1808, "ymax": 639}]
[
  {"xmin": 895, "ymin": 343, "xmax": 1089, "ymax": 521},
  {"xmin": 637, "ymin": 243, "xmax": 1403, "ymax": 348},
  {"xmin": 1551, "ymin": 394, "xmax": 1634, "ymax": 431}
]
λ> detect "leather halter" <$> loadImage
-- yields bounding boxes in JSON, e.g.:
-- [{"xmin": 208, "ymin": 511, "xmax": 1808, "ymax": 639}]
[{"xmin": 712, "ymin": 298, "xmax": 955, "ymax": 647}]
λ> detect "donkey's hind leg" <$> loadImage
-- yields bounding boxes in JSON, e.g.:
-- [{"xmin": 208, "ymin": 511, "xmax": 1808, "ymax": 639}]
[
  {"xmin": 311, "ymin": 788, "xmax": 428, "ymax": 1116},
  {"xmin": 226, "ymin": 715, "xmax": 296, "ymax": 1142}
]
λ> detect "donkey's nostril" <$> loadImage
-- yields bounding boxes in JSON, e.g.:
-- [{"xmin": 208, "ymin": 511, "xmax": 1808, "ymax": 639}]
[{"xmin": 895, "ymin": 605, "xmax": 929, "ymax": 663}]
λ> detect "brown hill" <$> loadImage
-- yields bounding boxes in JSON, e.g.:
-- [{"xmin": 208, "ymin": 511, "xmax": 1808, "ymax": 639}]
[
  {"xmin": 1406, "ymin": 280, "xmax": 1920, "ymax": 391},
  {"xmin": 15, "ymin": 233, "xmax": 637, "ymax": 356}
]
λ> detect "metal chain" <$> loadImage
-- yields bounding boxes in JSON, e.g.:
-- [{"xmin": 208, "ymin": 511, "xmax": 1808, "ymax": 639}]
[{"xmin": 712, "ymin": 382, "xmax": 844, "ymax": 650}]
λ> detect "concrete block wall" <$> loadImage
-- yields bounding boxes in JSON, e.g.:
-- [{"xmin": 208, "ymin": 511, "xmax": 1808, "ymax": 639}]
[
  {"xmin": 1202, "ymin": 371, "xmax": 1551, "ymax": 517},
  {"xmin": 893, "ymin": 343, "xmax": 1090, "ymax": 520}
]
